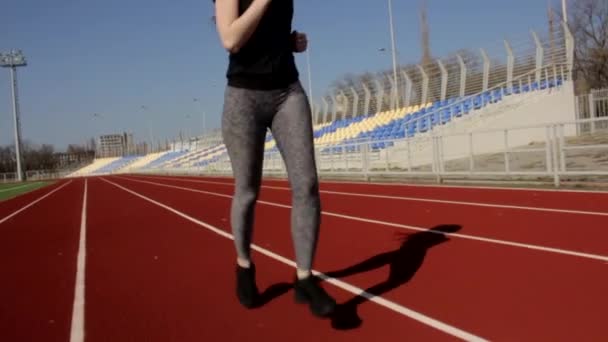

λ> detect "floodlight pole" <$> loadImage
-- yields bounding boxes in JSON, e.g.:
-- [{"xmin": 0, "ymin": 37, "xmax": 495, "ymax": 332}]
[
  {"xmin": 141, "ymin": 105, "xmax": 153, "ymax": 153},
  {"xmin": 1, "ymin": 50, "xmax": 27, "ymax": 182},
  {"xmin": 9, "ymin": 67, "xmax": 23, "ymax": 181},
  {"xmin": 193, "ymin": 98, "xmax": 207, "ymax": 138},
  {"xmin": 387, "ymin": 0, "xmax": 399, "ymax": 110}
]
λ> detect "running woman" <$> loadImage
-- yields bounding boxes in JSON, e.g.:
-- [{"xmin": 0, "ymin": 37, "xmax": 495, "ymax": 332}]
[{"xmin": 212, "ymin": 0, "xmax": 337, "ymax": 317}]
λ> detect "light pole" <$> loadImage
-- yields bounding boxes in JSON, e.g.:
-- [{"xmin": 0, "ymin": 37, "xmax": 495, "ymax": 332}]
[
  {"xmin": 185, "ymin": 114, "xmax": 192, "ymax": 141},
  {"xmin": 1, "ymin": 50, "xmax": 27, "ymax": 182},
  {"xmin": 140, "ymin": 105, "xmax": 153, "ymax": 153},
  {"xmin": 193, "ymin": 98, "xmax": 207, "ymax": 139},
  {"xmin": 92, "ymin": 113, "xmax": 103, "ymax": 158},
  {"xmin": 387, "ymin": 0, "xmax": 399, "ymax": 110}
]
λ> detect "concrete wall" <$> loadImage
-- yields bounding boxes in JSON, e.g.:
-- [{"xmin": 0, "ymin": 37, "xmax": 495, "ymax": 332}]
[{"xmin": 385, "ymin": 81, "xmax": 578, "ymax": 168}]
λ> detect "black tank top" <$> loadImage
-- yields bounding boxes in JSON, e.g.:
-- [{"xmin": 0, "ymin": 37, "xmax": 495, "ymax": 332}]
[{"xmin": 226, "ymin": 0, "xmax": 299, "ymax": 90}]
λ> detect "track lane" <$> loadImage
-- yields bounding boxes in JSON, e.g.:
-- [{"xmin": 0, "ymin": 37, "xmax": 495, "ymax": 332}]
[
  {"xmin": 0, "ymin": 179, "xmax": 84, "ymax": 342},
  {"xmin": 0, "ymin": 179, "xmax": 71, "ymax": 220},
  {"xmin": 109, "ymin": 175, "xmax": 608, "ymax": 341},
  {"xmin": 133, "ymin": 174, "xmax": 608, "ymax": 213},
  {"xmin": 86, "ymin": 177, "xmax": 453, "ymax": 341},
  {"xmin": 122, "ymin": 175, "xmax": 608, "ymax": 258}
]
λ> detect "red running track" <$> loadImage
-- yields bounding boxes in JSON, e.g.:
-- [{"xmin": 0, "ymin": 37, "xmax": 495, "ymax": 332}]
[
  {"xmin": 0, "ymin": 175, "xmax": 607, "ymax": 341},
  {"xmin": 0, "ymin": 179, "xmax": 83, "ymax": 342},
  {"xmin": 130, "ymin": 174, "xmax": 608, "ymax": 256}
]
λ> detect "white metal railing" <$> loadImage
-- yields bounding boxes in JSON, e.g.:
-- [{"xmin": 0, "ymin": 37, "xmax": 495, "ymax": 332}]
[
  {"xmin": 312, "ymin": 23, "xmax": 571, "ymax": 124},
  {"xmin": 575, "ymin": 88, "xmax": 608, "ymax": 133},
  {"xmin": 319, "ymin": 63, "xmax": 568, "ymax": 150},
  {"xmin": 0, "ymin": 173, "xmax": 17, "ymax": 183},
  {"xmin": 1, "ymin": 169, "xmax": 72, "ymax": 183},
  {"xmin": 136, "ymin": 117, "xmax": 608, "ymax": 188}
]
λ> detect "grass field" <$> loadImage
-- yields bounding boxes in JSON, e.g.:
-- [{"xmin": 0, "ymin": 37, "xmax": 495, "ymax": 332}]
[{"xmin": 0, "ymin": 181, "xmax": 52, "ymax": 201}]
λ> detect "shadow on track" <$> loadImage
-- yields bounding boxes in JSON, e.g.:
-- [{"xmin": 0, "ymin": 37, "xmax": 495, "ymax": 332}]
[
  {"xmin": 325, "ymin": 224, "xmax": 463, "ymax": 330},
  {"xmin": 255, "ymin": 282, "xmax": 293, "ymax": 308}
]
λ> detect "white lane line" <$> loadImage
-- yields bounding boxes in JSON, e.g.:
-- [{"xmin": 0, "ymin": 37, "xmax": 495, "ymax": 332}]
[
  {"xmin": 116, "ymin": 175, "xmax": 608, "ymax": 263},
  {"xmin": 316, "ymin": 177, "xmax": 608, "ymax": 194},
  {"xmin": 136, "ymin": 175, "xmax": 608, "ymax": 217},
  {"xmin": 0, "ymin": 181, "xmax": 72, "ymax": 226},
  {"xmin": 101, "ymin": 177, "xmax": 487, "ymax": 342},
  {"xmin": 133, "ymin": 172, "xmax": 608, "ymax": 194},
  {"xmin": 70, "ymin": 179, "xmax": 88, "ymax": 342}
]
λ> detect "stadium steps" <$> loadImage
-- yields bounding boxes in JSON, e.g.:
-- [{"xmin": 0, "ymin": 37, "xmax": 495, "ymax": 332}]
[
  {"xmin": 162, "ymin": 148, "xmax": 208, "ymax": 167},
  {"xmin": 140, "ymin": 150, "xmax": 190, "ymax": 170},
  {"xmin": 132, "ymin": 74, "xmax": 562, "ymax": 172},
  {"xmin": 171, "ymin": 144, "xmax": 225, "ymax": 168},
  {"xmin": 184, "ymin": 148, "xmax": 227, "ymax": 168},
  {"xmin": 66, "ymin": 157, "xmax": 120, "ymax": 177},
  {"xmin": 119, "ymin": 151, "xmax": 167, "ymax": 173},
  {"xmin": 320, "ymin": 77, "xmax": 564, "ymax": 154},
  {"xmin": 92, "ymin": 156, "xmax": 141, "ymax": 175}
]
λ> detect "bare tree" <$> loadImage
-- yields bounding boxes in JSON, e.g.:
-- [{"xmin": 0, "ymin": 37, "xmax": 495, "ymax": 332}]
[
  {"xmin": 568, "ymin": 0, "xmax": 608, "ymax": 92},
  {"xmin": 0, "ymin": 140, "xmax": 99, "ymax": 174}
]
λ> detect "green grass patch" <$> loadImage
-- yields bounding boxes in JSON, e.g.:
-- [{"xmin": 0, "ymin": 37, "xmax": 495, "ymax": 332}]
[{"xmin": 0, "ymin": 181, "xmax": 53, "ymax": 201}]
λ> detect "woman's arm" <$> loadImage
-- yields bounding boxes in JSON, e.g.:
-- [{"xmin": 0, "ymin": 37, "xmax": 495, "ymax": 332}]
[{"xmin": 214, "ymin": 0, "xmax": 272, "ymax": 53}]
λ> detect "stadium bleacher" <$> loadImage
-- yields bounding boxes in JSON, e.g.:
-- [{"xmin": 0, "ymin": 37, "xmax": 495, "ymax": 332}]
[
  {"xmin": 67, "ymin": 22, "xmax": 573, "ymax": 178},
  {"xmin": 141, "ymin": 150, "xmax": 190, "ymax": 170},
  {"xmin": 66, "ymin": 157, "xmax": 119, "ymax": 177},
  {"xmin": 315, "ymin": 77, "xmax": 564, "ymax": 154},
  {"xmin": 69, "ymin": 74, "xmax": 564, "ymax": 178},
  {"xmin": 92, "ymin": 156, "xmax": 141, "ymax": 175},
  {"xmin": 119, "ymin": 151, "xmax": 167, "ymax": 173}
]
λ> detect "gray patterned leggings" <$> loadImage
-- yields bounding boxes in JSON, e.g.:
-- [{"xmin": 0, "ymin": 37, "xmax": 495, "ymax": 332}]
[{"xmin": 221, "ymin": 81, "xmax": 321, "ymax": 271}]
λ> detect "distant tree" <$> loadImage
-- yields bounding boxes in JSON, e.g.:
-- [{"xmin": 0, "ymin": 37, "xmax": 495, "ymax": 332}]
[
  {"xmin": 67, "ymin": 144, "xmax": 87, "ymax": 154},
  {"xmin": 567, "ymin": 0, "xmax": 608, "ymax": 92}
]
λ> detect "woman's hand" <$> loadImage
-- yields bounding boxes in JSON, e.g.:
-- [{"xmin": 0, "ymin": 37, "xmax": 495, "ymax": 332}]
[{"xmin": 292, "ymin": 31, "xmax": 308, "ymax": 53}]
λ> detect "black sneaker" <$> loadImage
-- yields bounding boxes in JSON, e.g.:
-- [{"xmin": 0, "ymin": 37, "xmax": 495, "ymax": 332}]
[
  {"xmin": 294, "ymin": 275, "xmax": 337, "ymax": 317},
  {"xmin": 236, "ymin": 263, "xmax": 259, "ymax": 309}
]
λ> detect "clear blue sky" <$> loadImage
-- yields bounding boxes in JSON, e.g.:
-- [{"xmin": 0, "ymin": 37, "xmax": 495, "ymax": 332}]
[{"xmin": 0, "ymin": 0, "xmax": 563, "ymax": 151}]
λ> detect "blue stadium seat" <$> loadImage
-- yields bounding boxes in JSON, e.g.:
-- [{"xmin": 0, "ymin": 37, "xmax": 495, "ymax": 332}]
[
  {"xmin": 196, "ymin": 75, "xmax": 564, "ymax": 163},
  {"xmin": 92, "ymin": 156, "xmax": 140, "ymax": 174},
  {"xmin": 142, "ymin": 150, "xmax": 189, "ymax": 169}
]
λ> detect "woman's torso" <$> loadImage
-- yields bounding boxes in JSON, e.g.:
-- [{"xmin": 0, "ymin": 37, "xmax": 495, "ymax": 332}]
[{"xmin": 226, "ymin": 0, "xmax": 299, "ymax": 90}]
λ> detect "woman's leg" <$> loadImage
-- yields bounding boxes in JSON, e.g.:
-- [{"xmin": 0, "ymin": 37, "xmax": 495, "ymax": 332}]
[
  {"xmin": 270, "ymin": 81, "xmax": 336, "ymax": 317},
  {"xmin": 270, "ymin": 81, "xmax": 320, "ymax": 273},
  {"xmin": 221, "ymin": 85, "xmax": 268, "ymax": 308}
]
